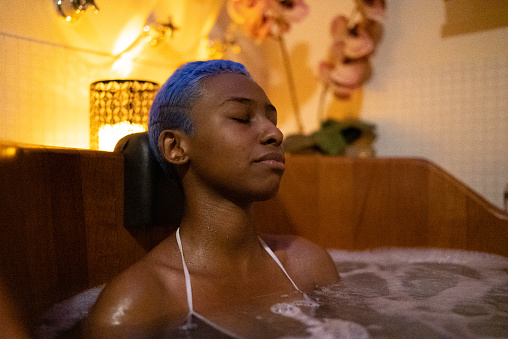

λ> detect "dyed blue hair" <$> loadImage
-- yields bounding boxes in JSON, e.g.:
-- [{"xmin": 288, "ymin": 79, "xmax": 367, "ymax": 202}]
[{"xmin": 148, "ymin": 60, "xmax": 251, "ymax": 173}]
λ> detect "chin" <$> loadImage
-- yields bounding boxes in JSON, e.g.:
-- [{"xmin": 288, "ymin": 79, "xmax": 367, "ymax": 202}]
[
  {"xmin": 230, "ymin": 184, "xmax": 280, "ymax": 203},
  {"xmin": 251, "ymin": 191, "xmax": 278, "ymax": 202},
  {"xmin": 250, "ymin": 183, "xmax": 281, "ymax": 202},
  {"xmin": 226, "ymin": 176, "xmax": 282, "ymax": 203}
]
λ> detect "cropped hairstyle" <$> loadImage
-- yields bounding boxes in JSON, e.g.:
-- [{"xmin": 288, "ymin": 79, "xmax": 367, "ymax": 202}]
[{"xmin": 148, "ymin": 60, "xmax": 251, "ymax": 173}]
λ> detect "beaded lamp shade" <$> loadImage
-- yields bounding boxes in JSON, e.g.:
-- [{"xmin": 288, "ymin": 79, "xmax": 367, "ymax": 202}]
[{"xmin": 90, "ymin": 80, "xmax": 159, "ymax": 151}]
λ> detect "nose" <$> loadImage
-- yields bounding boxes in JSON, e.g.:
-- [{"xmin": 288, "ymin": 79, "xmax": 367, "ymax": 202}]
[{"xmin": 260, "ymin": 119, "xmax": 284, "ymax": 146}]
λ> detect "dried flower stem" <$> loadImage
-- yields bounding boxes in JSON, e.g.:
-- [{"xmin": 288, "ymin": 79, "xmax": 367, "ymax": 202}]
[
  {"xmin": 353, "ymin": 0, "xmax": 367, "ymax": 21},
  {"xmin": 277, "ymin": 34, "xmax": 304, "ymax": 134},
  {"xmin": 317, "ymin": 83, "xmax": 329, "ymax": 125}
]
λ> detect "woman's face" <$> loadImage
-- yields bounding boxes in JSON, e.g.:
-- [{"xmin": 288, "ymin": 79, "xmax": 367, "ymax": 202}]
[{"xmin": 185, "ymin": 72, "xmax": 285, "ymax": 202}]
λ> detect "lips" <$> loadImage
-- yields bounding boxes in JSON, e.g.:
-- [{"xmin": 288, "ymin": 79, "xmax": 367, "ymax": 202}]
[
  {"xmin": 255, "ymin": 152, "xmax": 285, "ymax": 164},
  {"xmin": 255, "ymin": 152, "xmax": 286, "ymax": 171}
]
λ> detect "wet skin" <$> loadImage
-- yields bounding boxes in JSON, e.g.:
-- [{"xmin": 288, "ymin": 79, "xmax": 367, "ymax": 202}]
[{"xmin": 83, "ymin": 73, "xmax": 340, "ymax": 338}]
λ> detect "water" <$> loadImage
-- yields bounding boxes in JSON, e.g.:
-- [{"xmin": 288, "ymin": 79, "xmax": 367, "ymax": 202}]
[
  {"xmin": 268, "ymin": 248, "xmax": 508, "ymax": 338},
  {"xmin": 38, "ymin": 248, "xmax": 508, "ymax": 338},
  {"xmin": 270, "ymin": 297, "xmax": 370, "ymax": 339}
]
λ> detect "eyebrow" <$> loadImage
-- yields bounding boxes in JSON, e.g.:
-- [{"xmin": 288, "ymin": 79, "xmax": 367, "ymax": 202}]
[{"xmin": 221, "ymin": 97, "xmax": 277, "ymax": 114}]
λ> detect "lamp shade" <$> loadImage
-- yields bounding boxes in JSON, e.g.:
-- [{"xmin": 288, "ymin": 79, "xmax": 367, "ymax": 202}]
[{"xmin": 90, "ymin": 80, "xmax": 159, "ymax": 151}]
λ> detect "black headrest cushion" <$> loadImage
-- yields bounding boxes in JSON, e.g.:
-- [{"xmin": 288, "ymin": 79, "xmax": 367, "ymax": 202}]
[{"xmin": 114, "ymin": 132, "xmax": 183, "ymax": 229}]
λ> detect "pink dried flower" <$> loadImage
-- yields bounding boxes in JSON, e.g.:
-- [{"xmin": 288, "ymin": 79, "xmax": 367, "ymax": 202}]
[
  {"xmin": 319, "ymin": 14, "xmax": 375, "ymax": 100},
  {"xmin": 227, "ymin": 0, "xmax": 309, "ymax": 42},
  {"xmin": 275, "ymin": 0, "xmax": 309, "ymax": 24},
  {"xmin": 343, "ymin": 25, "xmax": 375, "ymax": 59},
  {"xmin": 319, "ymin": 58, "xmax": 372, "ymax": 100},
  {"xmin": 361, "ymin": 0, "xmax": 386, "ymax": 23}
]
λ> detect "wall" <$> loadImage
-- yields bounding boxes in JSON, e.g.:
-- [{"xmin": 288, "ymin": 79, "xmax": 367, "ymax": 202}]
[
  {"xmin": 0, "ymin": 0, "xmax": 222, "ymax": 148},
  {"xmin": 1, "ymin": 0, "xmax": 507, "ymax": 209},
  {"xmin": 360, "ymin": 1, "xmax": 508, "ymax": 210},
  {"xmin": 230, "ymin": 1, "xmax": 508, "ymax": 209}
]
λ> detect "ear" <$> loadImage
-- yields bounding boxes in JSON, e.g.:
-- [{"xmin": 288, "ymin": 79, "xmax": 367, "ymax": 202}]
[{"xmin": 158, "ymin": 129, "xmax": 190, "ymax": 165}]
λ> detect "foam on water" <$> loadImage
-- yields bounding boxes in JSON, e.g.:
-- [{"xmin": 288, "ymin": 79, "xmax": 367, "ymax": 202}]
[
  {"xmin": 37, "ymin": 248, "xmax": 508, "ymax": 338},
  {"xmin": 266, "ymin": 248, "xmax": 508, "ymax": 338},
  {"xmin": 271, "ymin": 297, "xmax": 370, "ymax": 339}
]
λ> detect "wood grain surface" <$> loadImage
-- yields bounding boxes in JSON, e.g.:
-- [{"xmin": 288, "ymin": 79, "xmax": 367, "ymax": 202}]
[
  {"xmin": 1, "ymin": 145, "xmax": 507, "ymax": 329},
  {"xmin": 254, "ymin": 155, "xmax": 508, "ymax": 255}
]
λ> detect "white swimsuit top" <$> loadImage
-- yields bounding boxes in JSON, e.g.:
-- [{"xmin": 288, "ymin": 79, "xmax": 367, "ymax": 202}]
[{"xmin": 175, "ymin": 227, "xmax": 302, "ymax": 336}]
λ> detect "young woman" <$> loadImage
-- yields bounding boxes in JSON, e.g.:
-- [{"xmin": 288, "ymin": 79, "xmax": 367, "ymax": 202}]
[{"xmin": 84, "ymin": 60, "xmax": 339, "ymax": 338}]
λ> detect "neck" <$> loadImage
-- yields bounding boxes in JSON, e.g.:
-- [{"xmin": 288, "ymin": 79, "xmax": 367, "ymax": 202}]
[
  {"xmin": 174, "ymin": 169, "xmax": 273, "ymax": 273},
  {"xmin": 178, "ymin": 192, "xmax": 262, "ymax": 261}
]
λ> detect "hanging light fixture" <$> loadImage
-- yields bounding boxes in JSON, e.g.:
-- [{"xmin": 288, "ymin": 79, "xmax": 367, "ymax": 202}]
[
  {"xmin": 90, "ymin": 80, "xmax": 159, "ymax": 151},
  {"xmin": 53, "ymin": 0, "xmax": 99, "ymax": 23}
]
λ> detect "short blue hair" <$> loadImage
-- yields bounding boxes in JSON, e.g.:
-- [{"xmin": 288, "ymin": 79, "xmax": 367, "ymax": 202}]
[{"xmin": 148, "ymin": 60, "xmax": 251, "ymax": 173}]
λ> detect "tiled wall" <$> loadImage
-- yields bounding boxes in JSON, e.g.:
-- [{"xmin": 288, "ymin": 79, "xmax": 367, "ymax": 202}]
[
  {"xmin": 363, "ymin": 55, "xmax": 508, "ymax": 209},
  {"xmin": 0, "ymin": 32, "xmax": 173, "ymax": 149}
]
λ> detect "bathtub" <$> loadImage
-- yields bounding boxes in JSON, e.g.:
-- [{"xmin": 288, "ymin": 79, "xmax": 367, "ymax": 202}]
[{"xmin": 1, "ymin": 138, "xmax": 507, "ymax": 337}]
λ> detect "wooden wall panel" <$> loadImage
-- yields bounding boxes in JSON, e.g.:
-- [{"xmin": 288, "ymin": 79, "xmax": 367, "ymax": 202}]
[
  {"xmin": 79, "ymin": 151, "xmax": 145, "ymax": 288},
  {"xmin": 0, "ymin": 145, "xmax": 146, "ymax": 329},
  {"xmin": 0, "ymin": 146, "xmax": 34, "ymax": 322},
  {"xmin": 255, "ymin": 155, "xmax": 508, "ymax": 256}
]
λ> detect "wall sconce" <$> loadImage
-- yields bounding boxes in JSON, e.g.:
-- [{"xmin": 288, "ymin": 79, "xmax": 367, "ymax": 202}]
[
  {"xmin": 143, "ymin": 13, "xmax": 179, "ymax": 46},
  {"xmin": 90, "ymin": 80, "xmax": 159, "ymax": 151},
  {"xmin": 53, "ymin": 0, "xmax": 99, "ymax": 23}
]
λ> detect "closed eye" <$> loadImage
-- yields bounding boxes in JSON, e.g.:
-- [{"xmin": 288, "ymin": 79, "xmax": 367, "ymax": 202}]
[{"xmin": 232, "ymin": 117, "xmax": 250, "ymax": 124}]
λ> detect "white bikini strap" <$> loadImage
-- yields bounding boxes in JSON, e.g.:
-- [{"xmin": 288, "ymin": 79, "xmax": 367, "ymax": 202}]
[
  {"xmin": 258, "ymin": 236, "xmax": 303, "ymax": 293},
  {"xmin": 176, "ymin": 228, "xmax": 243, "ymax": 338},
  {"xmin": 176, "ymin": 228, "xmax": 194, "ymax": 319}
]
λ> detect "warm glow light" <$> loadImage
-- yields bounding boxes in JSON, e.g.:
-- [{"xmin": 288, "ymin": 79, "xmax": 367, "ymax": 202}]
[
  {"xmin": 98, "ymin": 122, "xmax": 146, "ymax": 151},
  {"xmin": 0, "ymin": 146, "xmax": 18, "ymax": 159},
  {"xmin": 112, "ymin": 53, "xmax": 135, "ymax": 77},
  {"xmin": 90, "ymin": 80, "xmax": 159, "ymax": 150},
  {"xmin": 112, "ymin": 17, "xmax": 147, "ymax": 55}
]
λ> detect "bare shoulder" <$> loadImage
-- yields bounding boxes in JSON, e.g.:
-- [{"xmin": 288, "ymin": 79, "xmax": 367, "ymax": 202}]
[
  {"xmin": 83, "ymin": 252, "xmax": 185, "ymax": 337},
  {"xmin": 260, "ymin": 234, "xmax": 340, "ymax": 291}
]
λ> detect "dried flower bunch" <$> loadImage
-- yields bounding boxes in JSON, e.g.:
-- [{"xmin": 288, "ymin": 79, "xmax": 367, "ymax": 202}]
[
  {"xmin": 227, "ymin": 0, "xmax": 310, "ymax": 42},
  {"xmin": 319, "ymin": 0, "xmax": 386, "ymax": 100}
]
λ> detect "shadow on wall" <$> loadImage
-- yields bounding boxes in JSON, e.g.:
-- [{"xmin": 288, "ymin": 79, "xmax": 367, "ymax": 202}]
[{"xmin": 260, "ymin": 41, "xmax": 317, "ymax": 128}]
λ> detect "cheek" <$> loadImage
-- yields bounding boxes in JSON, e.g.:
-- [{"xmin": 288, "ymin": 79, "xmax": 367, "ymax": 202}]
[
  {"xmin": 192, "ymin": 134, "xmax": 247, "ymax": 169},
  {"xmin": 190, "ymin": 124, "xmax": 259, "ymax": 166},
  {"xmin": 214, "ymin": 132, "xmax": 255, "ymax": 159}
]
